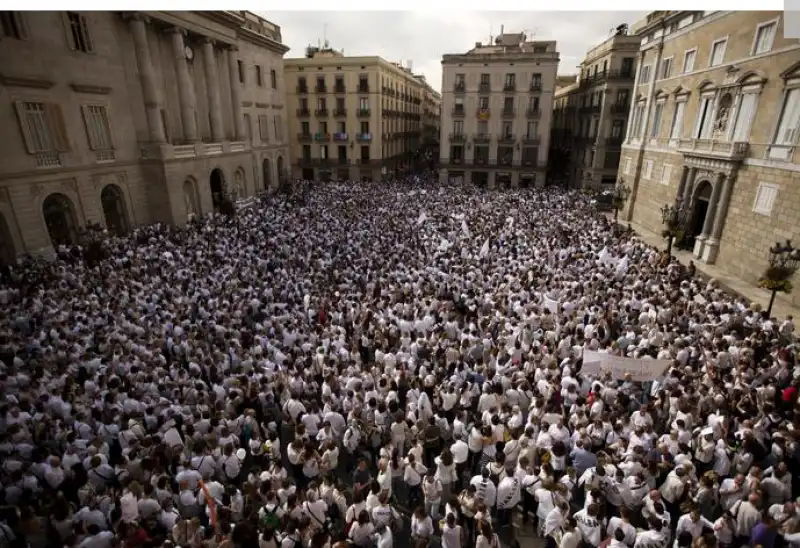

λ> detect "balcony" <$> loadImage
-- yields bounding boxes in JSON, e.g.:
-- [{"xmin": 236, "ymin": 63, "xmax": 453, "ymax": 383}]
[
  {"xmin": 580, "ymin": 105, "xmax": 601, "ymax": 114},
  {"xmin": 497, "ymin": 157, "xmax": 514, "ymax": 167},
  {"xmin": 473, "ymin": 157, "xmax": 489, "ymax": 167},
  {"xmin": 334, "ymin": 84, "xmax": 346, "ymax": 93},
  {"xmin": 501, "ymin": 108, "xmax": 516, "ymax": 118},
  {"xmin": 473, "ymin": 133, "xmax": 491, "ymax": 143},
  {"xmin": 611, "ymin": 103, "xmax": 630, "ymax": 115},
  {"xmin": 522, "ymin": 135, "xmax": 541, "ymax": 145},
  {"xmin": 297, "ymin": 133, "xmax": 313, "ymax": 142},
  {"xmin": 316, "ymin": 84, "xmax": 327, "ymax": 93},
  {"xmin": 453, "ymin": 81, "xmax": 466, "ymax": 92},
  {"xmin": 358, "ymin": 85, "xmax": 370, "ymax": 93},
  {"xmin": 449, "ymin": 133, "xmax": 467, "ymax": 142},
  {"xmin": 337, "ymin": 157, "xmax": 349, "ymax": 165},
  {"xmin": 526, "ymin": 108, "xmax": 541, "ymax": 119},
  {"xmin": 521, "ymin": 159, "xmax": 540, "ymax": 167},
  {"xmin": 314, "ymin": 132, "xmax": 331, "ymax": 142},
  {"xmin": 676, "ymin": 138, "xmax": 749, "ymax": 160},
  {"xmin": 297, "ymin": 85, "xmax": 308, "ymax": 94},
  {"xmin": 297, "ymin": 108, "xmax": 310, "ymax": 117},
  {"xmin": 34, "ymin": 151, "xmax": 62, "ymax": 168},
  {"xmin": 315, "ymin": 108, "xmax": 329, "ymax": 117},
  {"xmin": 498, "ymin": 134, "xmax": 515, "ymax": 144},
  {"xmin": 358, "ymin": 158, "xmax": 372, "ymax": 164},
  {"xmin": 478, "ymin": 83, "xmax": 491, "ymax": 92},
  {"xmin": 333, "ymin": 132, "xmax": 348, "ymax": 142},
  {"xmin": 604, "ymin": 136, "xmax": 624, "ymax": 147},
  {"xmin": 448, "ymin": 157, "xmax": 465, "ymax": 165},
  {"xmin": 356, "ymin": 133, "xmax": 372, "ymax": 142},
  {"xmin": 607, "ymin": 69, "xmax": 635, "ymax": 82},
  {"xmin": 334, "ymin": 108, "xmax": 347, "ymax": 117},
  {"xmin": 357, "ymin": 109, "xmax": 371, "ymax": 117},
  {"xmin": 503, "ymin": 82, "xmax": 516, "ymax": 92},
  {"xmin": 530, "ymin": 82, "xmax": 542, "ymax": 92},
  {"xmin": 476, "ymin": 108, "xmax": 491, "ymax": 118}
]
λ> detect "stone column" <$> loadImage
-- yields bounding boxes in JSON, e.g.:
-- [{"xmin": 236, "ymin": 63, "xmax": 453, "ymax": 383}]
[
  {"xmin": 676, "ymin": 165, "xmax": 689, "ymax": 203},
  {"xmin": 695, "ymin": 172, "xmax": 724, "ymax": 260},
  {"xmin": 682, "ymin": 167, "xmax": 696, "ymax": 205},
  {"xmin": 169, "ymin": 27, "xmax": 198, "ymax": 142},
  {"xmin": 129, "ymin": 14, "xmax": 166, "ymax": 143},
  {"xmin": 711, "ymin": 175, "xmax": 734, "ymax": 241},
  {"xmin": 227, "ymin": 47, "xmax": 245, "ymax": 141},
  {"xmin": 202, "ymin": 38, "xmax": 225, "ymax": 142}
]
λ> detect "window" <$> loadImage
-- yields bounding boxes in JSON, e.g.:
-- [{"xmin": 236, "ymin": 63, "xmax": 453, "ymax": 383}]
[
  {"xmin": 360, "ymin": 145, "xmax": 370, "ymax": 160},
  {"xmin": 528, "ymin": 96, "xmax": 539, "ymax": 111},
  {"xmin": 639, "ymin": 65, "xmax": 651, "ymax": 84},
  {"xmin": 709, "ymin": 38, "xmax": 727, "ymax": 67},
  {"xmin": 320, "ymin": 145, "xmax": 328, "ymax": 159},
  {"xmin": 624, "ymin": 157, "xmax": 632, "ymax": 175},
  {"xmin": 65, "ymin": 12, "xmax": 93, "ymax": 53},
  {"xmin": 302, "ymin": 145, "xmax": 311, "ymax": 160},
  {"xmin": 616, "ymin": 89, "xmax": 629, "ymax": 105},
  {"xmin": 503, "ymin": 97, "xmax": 514, "ymax": 111},
  {"xmin": 358, "ymin": 75, "xmax": 369, "ymax": 91},
  {"xmin": 752, "ymin": 20, "xmax": 777, "ymax": 55},
  {"xmin": 477, "ymin": 121, "xmax": 488, "ymax": 134},
  {"xmin": 359, "ymin": 97, "xmax": 369, "ymax": 110},
  {"xmin": 338, "ymin": 145, "xmax": 347, "ymax": 161},
  {"xmin": 273, "ymin": 115, "xmax": 282, "ymax": 141},
  {"xmin": 677, "ymin": 14, "xmax": 694, "ymax": 29},
  {"xmin": 317, "ymin": 97, "xmax": 327, "ymax": 110},
  {"xmin": 238, "ymin": 61, "xmax": 245, "ymax": 84},
  {"xmin": 360, "ymin": 121, "xmax": 369, "ymax": 134},
  {"xmin": 258, "ymin": 115, "xmax": 269, "ymax": 141},
  {"xmin": 660, "ymin": 58, "xmax": 673, "ymax": 79},
  {"xmin": 319, "ymin": 121, "xmax": 328, "ymax": 134},
  {"xmin": 669, "ymin": 100, "xmax": 687, "ymax": 141},
  {"xmin": 301, "ymin": 121, "xmax": 310, "ymax": 135},
  {"xmin": 660, "ymin": 164, "xmax": 672, "ymax": 186},
  {"xmin": 650, "ymin": 102, "xmax": 664, "ymax": 138},
  {"xmin": 753, "ymin": 183, "xmax": 778, "ymax": 215},
  {"xmin": 682, "ymin": 49, "xmax": 696, "ymax": 74},
  {"xmin": 455, "ymin": 73, "xmax": 465, "ymax": 86},
  {"xmin": 501, "ymin": 121, "xmax": 513, "ymax": 137},
  {"xmin": 81, "ymin": 105, "xmax": 113, "ymax": 151},
  {"xmin": 256, "ymin": 66, "xmax": 263, "ymax": 86},
  {"xmin": 732, "ymin": 93, "xmax": 758, "ymax": 141},
  {"xmin": 769, "ymin": 88, "xmax": 800, "ymax": 159},
  {"xmin": 316, "ymin": 76, "xmax": 325, "ymax": 91},
  {"xmin": 695, "ymin": 96, "xmax": 714, "ymax": 138},
  {"xmin": 480, "ymin": 73, "xmax": 490, "ymax": 85},
  {"xmin": 270, "ymin": 69, "xmax": 277, "ymax": 89},
  {"xmin": 336, "ymin": 121, "xmax": 345, "ymax": 133},
  {"xmin": 453, "ymin": 120, "xmax": 464, "ymax": 135},
  {"xmin": 643, "ymin": 159, "xmax": 654, "ymax": 180},
  {"xmin": 0, "ymin": 12, "xmax": 26, "ymax": 39},
  {"xmin": 611, "ymin": 119, "xmax": 624, "ymax": 139},
  {"xmin": 479, "ymin": 96, "xmax": 489, "ymax": 109},
  {"xmin": 526, "ymin": 120, "xmax": 538, "ymax": 137},
  {"xmin": 504, "ymin": 73, "xmax": 516, "ymax": 88},
  {"xmin": 298, "ymin": 77, "xmax": 307, "ymax": 91},
  {"xmin": 632, "ymin": 103, "xmax": 646, "ymax": 138},
  {"xmin": 336, "ymin": 97, "xmax": 345, "ymax": 110},
  {"xmin": 15, "ymin": 101, "xmax": 69, "ymax": 153},
  {"xmin": 531, "ymin": 73, "xmax": 542, "ymax": 88}
]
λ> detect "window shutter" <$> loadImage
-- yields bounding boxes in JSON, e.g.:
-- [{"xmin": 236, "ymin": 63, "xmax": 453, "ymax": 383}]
[
  {"xmin": 61, "ymin": 13, "xmax": 76, "ymax": 50},
  {"xmin": 14, "ymin": 101, "xmax": 36, "ymax": 153},
  {"xmin": 80, "ymin": 15, "xmax": 93, "ymax": 52},
  {"xmin": 81, "ymin": 105, "xmax": 97, "ymax": 150},
  {"xmin": 105, "ymin": 107, "xmax": 116, "ymax": 149},
  {"xmin": 48, "ymin": 103, "xmax": 70, "ymax": 152}
]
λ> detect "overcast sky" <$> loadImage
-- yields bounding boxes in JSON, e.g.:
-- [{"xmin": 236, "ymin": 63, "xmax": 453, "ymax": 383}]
[{"xmin": 264, "ymin": 11, "xmax": 649, "ymax": 92}]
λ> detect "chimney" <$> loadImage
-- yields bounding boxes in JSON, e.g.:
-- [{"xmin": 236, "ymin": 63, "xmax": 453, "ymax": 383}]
[
  {"xmin": 475, "ymin": 41, "xmax": 482, "ymax": 48},
  {"xmin": 500, "ymin": 24, "xmax": 504, "ymax": 36}
]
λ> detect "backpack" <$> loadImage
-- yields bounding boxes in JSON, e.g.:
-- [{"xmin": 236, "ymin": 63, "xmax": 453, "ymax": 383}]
[{"xmin": 261, "ymin": 503, "xmax": 280, "ymax": 530}]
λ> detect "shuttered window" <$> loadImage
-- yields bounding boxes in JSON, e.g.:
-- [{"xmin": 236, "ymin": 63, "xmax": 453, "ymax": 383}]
[{"xmin": 81, "ymin": 105, "xmax": 113, "ymax": 150}]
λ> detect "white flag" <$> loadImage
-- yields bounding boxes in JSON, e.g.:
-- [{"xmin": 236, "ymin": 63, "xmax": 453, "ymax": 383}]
[
  {"xmin": 479, "ymin": 238, "xmax": 490, "ymax": 258},
  {"xmin": 461, "ymin": 219, "xmax": 470, "ymax": 237},
  {"xmin": 416, "ymin": 211, "xmax": 427, "ymax": 226}
]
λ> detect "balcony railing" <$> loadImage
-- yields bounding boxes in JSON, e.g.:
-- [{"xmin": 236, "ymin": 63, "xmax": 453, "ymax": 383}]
[
  {"xmin": 530, "ymin": 82, "xmax": 542, "ymax": 92},
  {"xmin": 337, "ymin": 157, "xmax": 349, "ymax": 165},
  {"xmin": 297, "ymin": 85, "xmax": 308, "ymax": 94},
  {"xmin": 358, "ymin": 158, "xmax": 372, "ymax": 164},
  {"xmin": 314, "ymin": 133, "xmax": 331, "ymax": 142},
  {"xmin": 449, "ymin": 133, "xmax": 467, "ymax": 142},
  {"xmin": 357, "ymin": 109, "xmax": 371, "ymax": 117},
  {"xmin": 334, "ymin": 84, "xmax": 346, "ymax": 93},
  {"xmin": 610, "ymin": 103, "xmax": 630, "ymax": 115},
  {"xmin": 333, "ymin": 132, "xmax": 348, "ymax": 142},
  {"xmin": 498, "ymin": 134, "xmax": 515, "ymax": 143},
  {"xmin": 448, "ymin": 157, "xmax": 465, "ymax": 165},
  {"xmin": 454, "ymin": 82, "xmax": 466, "ymax": 92},
  {"xmin": 356, "ymin": 133, "xmax": 372, "ymax": 142},
  {"xmin": 315, "ymin": 108, "xmax": 329, "ymax": 116},
  {"xmin": 580, "ymin": 105, "xmax": 602, "ymax": 114},
  {"xmin": 473, "ymin": 157, "xmax": 489, "ymax": 166},
  {"xmin": 476, "ymin": 108, "xmax": 491, "ymax": 118},
  {"xmin": 503, "ymin": 83, "xmax": 516, "ymax": 92},
  {"xmin": 676, "ymin": 138, "xmax": 749, "ymax": 160},
  {"xmin": 452, "ymin": 107, "xmax": 466, "ymax": 116},
  {"xmin": 497, "ymin": 157, "xmax": 514, "ymax": 166},
  {"xmin": 316, "ymin": 84, "xmax": 327, "ymax": 93},
  {"xmin": 521, "ymin": 159, "xmax": 541, "ymax": 167},
  {"xmin": 604, "ymin": 136, "xmax": 624, "ymax": 147},
  {"xmin": 297, "ymin": 108, "xmax": 310, "ymax": 117},
  {"xmin": 501, "ymin": 108, "xmax": 516, "ymax": 118},
  {"xmin": 334, "ymin": 108, "xmax": 347, "ymax": 117},
  {"xmin": 522, "ymin": 135, "xmax": 541, "ymax": 145},
  {"xmin": 473, "ymin": 133, "xmax": 491, "ymax": 143},
  {"xmin": 478, "ymin": 83, "xmax": 491, "ymax": 92},
  {"xmin": 607, "ymin": 69, "xmax": 635, "ymax": 81},
  {"xmin": 358, "ymin": 85, "xmax": 370, "ymax": 93},
  {"xmin": 35, "ymin": 151, "xmax": 62, "ymax": 168},
  {"xmin": 526, "ymin": 108, "xmax": 541, "ymax": 118},
  {"xmin": 95, "ymin": 150, "xmax": 116, "ymax": 162},
  {"xmin": 298, "ymin": 133, "xmax": 313, "ymax": 142}
]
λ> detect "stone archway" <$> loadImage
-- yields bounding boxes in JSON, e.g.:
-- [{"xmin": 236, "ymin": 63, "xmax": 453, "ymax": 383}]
[
  {"xmin": 183, "ymin": 178, "xmax": 200, "ymax": 219},
  {"xmin": 262, "ymin": 158, "xmax": 272, "ymax": 190},
  {"xmin": 100, "ymin": 184, "xmax": 129, "ymax": 236},
  {"xmin": 233, "ymin": 168, "xmax": 246, "ymax": 201},
  {"xmin": 42, "ymin": 193, "xmax": 78, "ymax": 247},
  {"xmin": 0, "ymin": 212, "xmax": 15, "ymax": 266},
  {"xmin": 210, "ymin": 168, "xmax": 225, "ymax": 210}
]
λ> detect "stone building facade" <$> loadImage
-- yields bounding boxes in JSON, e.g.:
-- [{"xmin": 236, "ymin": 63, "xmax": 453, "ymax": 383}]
[
  {"xmin": 550, "ymin": 30, "xmax": 641, "ymax": 188},
  {"xmin": 438, "ymin": 32, "xmax": 559, "ymax": 188},
  {"xmin": 0, "ymin": 11, "xmax": 290, "ymax": 262},
  {"xmin": 284, "ymin": 47, "xmax": 429, "ymax": 182},
  {"xmin": 621, "ymin": 10, "xmax": 800, "ymax": 307}
]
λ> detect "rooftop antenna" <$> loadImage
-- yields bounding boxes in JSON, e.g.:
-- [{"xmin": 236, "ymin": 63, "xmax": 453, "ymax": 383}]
[{"xmin": 488, "ymin": 24, "xmax": 493, "ymax": 45}]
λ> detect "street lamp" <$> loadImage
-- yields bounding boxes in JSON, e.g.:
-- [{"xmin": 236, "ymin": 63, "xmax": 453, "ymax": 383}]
[
  {"xmin": 660, "ymin": 201, "xmax": 688, "ymax": 258},
  {"xmin": 612, "ymin": 180, "xmax": 631, "ymax": 224},
  {"xmin": 759, "ymin": 240, "xmax": 800, "ymax": 317}
]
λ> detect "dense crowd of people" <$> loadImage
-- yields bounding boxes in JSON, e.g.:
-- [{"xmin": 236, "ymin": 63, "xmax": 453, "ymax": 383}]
[{"xmin": 0, "ymin": 181, "xmax": 797, "ymax": 548}]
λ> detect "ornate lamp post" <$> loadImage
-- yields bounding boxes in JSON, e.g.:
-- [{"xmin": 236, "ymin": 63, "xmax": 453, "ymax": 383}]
[
  {"xmin": 759, "ymin": 240, "xmax": 800, "ymax": 317},
  {"xmin": 612, "ymin": 180, "xmax": 631, "ymax": 224},
  {"xmin": 660, "ymin": 201, "xmax": 688, "ymax": 258}
]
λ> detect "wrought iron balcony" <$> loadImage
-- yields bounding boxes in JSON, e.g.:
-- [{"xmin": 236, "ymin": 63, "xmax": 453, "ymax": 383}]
[
  {"xmin": 334, "ymin": 84, "xmax": 346, "ymax": 93},
  {"xmin": 297, "ymin": 108, "xmax": 310, "ymax": 117},
  {"xmin": 297, "ymin": 133, "xmax": 313, "ymax": 142},
  {"xmin": 356, "ymin": 133, "xmax": 372, "ymax": 142},
  {"xmin": 522, "ymin": 135, "xmax": 540, "ymax": 145},
  {"xmin": 501, "ymin": 108, "xmax": 516, "ymax": 118},
  {"xmin": 334, "ymin": 108, "xmax": 347, "ymax": 117},
  {"xmin": 333, "ymin": 132, "xmax": 349, "ymax": 142},
  {"xmin": 526, "ymin": 108, "xmax": 541, "ymax": 118},
  {"xmin": 297, "ymin": 85, "xmax": 308, "ymax": 94},
  {"xmin": 530, "ymin": 82, "xmax": 542, "ymax": 92},
  {"xmin": 357, "ymin": 109, "xmax": 371, "ymax": 117},
  {"xmin": 316, "ymin": 84, "xmax": 327, "ymax": 93},
  {"xmin": 473, "ymin": 133, "xmax": 491, "ymax": 143},
  {"xmin": 610, "ymin": 103, "xmax": 630, "ymax": 115},
  {"xmin": 449, "ymin": 133, "xmax": 467, "ymax": 142},
  {"xmin": 498, "ymin": 134, "xmax": 515, "ymax": 144},
  {"xmin": 503, "ymin": 82, "xmax": 516, "ymax": 92},
  {"xmin": 478, "ymin": 83, "xmax": 491, "ymax": 92},
  {"xmin": 315, "ymin": 108, "xmax": 329, "ymax": 116},
  {"xmin": 314, "ymin": 132, "xmax": 331, "ymax": 142}
]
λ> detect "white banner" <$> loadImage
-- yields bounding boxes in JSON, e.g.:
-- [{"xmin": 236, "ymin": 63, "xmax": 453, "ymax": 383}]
[
  {"xmin": 479, "ymin": 238, "xmax": 490, "ymax": 258},
  {"xmin": 543, "ymin": 296, "xmax": 559, "ymax": 314},
  {"xmin": 582, "ymin": 350, "xmax": 670, "ymax": 382},
  {"xmin": 462, "ymin": 219, "xmax": 470, "ymax": 238},
  {"xmin": 416, "ymin": 211, "xmax": 427, "ymax": 226}
]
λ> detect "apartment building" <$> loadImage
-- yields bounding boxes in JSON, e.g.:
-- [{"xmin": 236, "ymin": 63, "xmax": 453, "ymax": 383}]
[
  {"xmin": 622, "ymin": 11, "xmax": 800, "ymax": 306},
  {"xmin": 439, "ymin": 32, "xmax": 559, "ymax": 188},
  {"xmin": 284, "ymin": 46, "xmax": 424, "ymax": 182},
  {"xmin": 550, "ymin": 29, "xmax": 641, "ymax": 188},
  {"xmin": 419, "ymin": 75, "xmax": 441, "ymax": 146},
  {"xmin": 0, "ymin": 11, "xmax": 290, "ymax": 262}
]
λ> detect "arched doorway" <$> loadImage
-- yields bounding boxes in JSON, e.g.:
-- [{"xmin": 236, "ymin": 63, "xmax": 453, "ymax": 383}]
[
  {"xmin": 262, "ymin": 158, "xmax": 272, "ymax": 190},
  {"xmin": 183, "ymin": 178, "xmax": 199, "ymax": 219},
  {"xmin": 688, "ymin": 180, "xmax": 713, "ymax": 247},
  {"xmin": 233, "ymin": 168, "xmax": 246, "ymax": 201},
  {"xmin": 276, "ymin": 156, "xmax": 285, "ymax": 186},
  {"xmin": 42, "ymin": 193, "xmax": 78, "ymax": 247},
  {"xmin": 100, "ymin": 184, "xmax": 129, "ymax": 236},
  {"xmin": 0, "ymin": 212, "xmax": 15, "ymax": 267},
  {"xmin": 210, "ymin": 168, "xmax": 225, "ymax": 210}
]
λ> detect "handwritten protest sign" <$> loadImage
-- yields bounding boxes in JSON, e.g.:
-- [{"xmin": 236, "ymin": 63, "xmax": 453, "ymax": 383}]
[{"xmin": 582, "ymin": 350, "xmax": 670, "ymax": 382}]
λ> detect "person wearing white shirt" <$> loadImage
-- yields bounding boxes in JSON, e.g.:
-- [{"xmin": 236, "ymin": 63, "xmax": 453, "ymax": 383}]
[
  {"xmin": 574, "ymin": 504, "xmax": 604, "ymax": 547},
  {"xmin": 440, "ymin": 513, "xmax": 463, "ymax": 548},
  {"xmin": 373, "ymin": 524, "xmax": 394, "ymax": 548},
  {"xmin": 675, "ymin": 509, "xmax": 714, "ymax": 540},
  {"xmin": 410, "ymin": 507, "xmax": 434, "ymax": 543}
]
